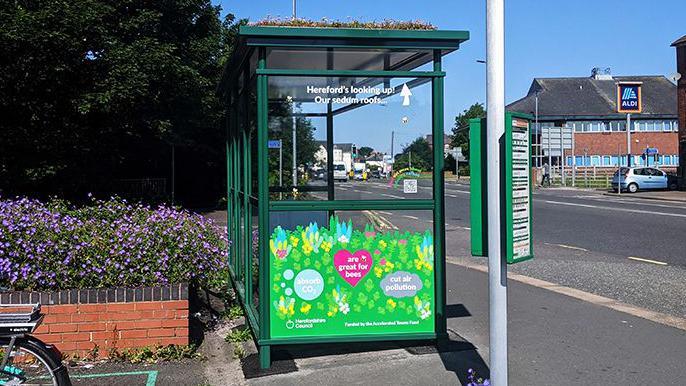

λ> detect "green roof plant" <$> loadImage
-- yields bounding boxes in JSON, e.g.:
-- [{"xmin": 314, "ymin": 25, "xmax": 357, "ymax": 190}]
[{"xmin": 253, "ymin": 17, "xmax": 436, "ymax": 30}]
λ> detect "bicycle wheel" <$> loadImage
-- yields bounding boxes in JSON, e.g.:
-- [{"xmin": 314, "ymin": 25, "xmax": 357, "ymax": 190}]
[{"xmin": 0, "ymin": 336, "xmax": 71, "ymax": 386}]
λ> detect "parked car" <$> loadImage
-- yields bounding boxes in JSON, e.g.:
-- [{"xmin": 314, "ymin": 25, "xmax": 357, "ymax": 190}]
[
  {"xmin": 611, "ymin": 167, "xmax": 677, "ymax": 193},
  {"xmin": 333, "ymin": 163, "xmax": 347, "ymax": 182}
]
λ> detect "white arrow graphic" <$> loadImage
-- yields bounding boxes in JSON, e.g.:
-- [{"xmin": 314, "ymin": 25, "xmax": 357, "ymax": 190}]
[{"xmin": 400, "ymin": 83, "xmax": 412, "ymax": 106}]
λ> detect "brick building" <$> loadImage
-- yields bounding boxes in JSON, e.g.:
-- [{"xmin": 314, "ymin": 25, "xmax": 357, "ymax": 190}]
[
  {"xmin": 672, "ymin": 35, "xmax": 686, "ymax": 185},
  {"xmin": 508, "ymin": 71, "xmax": 679, "ymax": 172}
]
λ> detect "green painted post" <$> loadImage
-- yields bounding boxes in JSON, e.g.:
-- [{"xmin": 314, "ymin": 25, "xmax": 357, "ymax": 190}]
[
  {"xmin": 469, "ymin": 118, "xmax": 488, "ymax": 256},
  {"xmin": 432, "ymin": 50, "xmax": 447, "ymax": 339},
  {"xmin": 256, "ymin": 47, "xmax": 271, "ymax": 369}
]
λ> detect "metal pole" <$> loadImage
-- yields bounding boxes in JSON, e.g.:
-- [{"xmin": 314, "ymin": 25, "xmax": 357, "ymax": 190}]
[
  {"xmin": 279, "ymin": 146, "xmax": 283, "ymax": 187},
  {"xmin": 560, "ymin": 126, "xmax": 565, "ymax": 186},
  {"xmin": 547, "ymin": 125, "xmax": 552, "ymax": 176},
  {"xmin": 487, "ymin": 0, "xmax": 508, "ymax": 384},
  {"xmin": 292, "ymin": 116, "xmax": 297, "ymax": 186},
  {"xmin": 390, "ymin": 131, "xmax": 395, "ymax": 174},
  {"xmin": 292, "ymin": 0, "xmax": 296, "ymax": 19},
  {"xmin": 535, "ymin": 93, "xmax": 539, "ymax": 167},
  {"xmin": 617, "ymin": 143, "xmax": 621, "ymax": 196},
  {"xmin": 571, "ymin": 126, "xmax": 576, "ymax": 187},
  {"xmin": 626, "ymin": 113, "xmax": 632, "ymax": 167}
]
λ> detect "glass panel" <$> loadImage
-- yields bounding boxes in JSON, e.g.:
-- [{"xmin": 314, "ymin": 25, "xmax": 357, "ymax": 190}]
[
  {"xmin": 266, "ymin": 47, "xmax": 433, "ymax": 71},
  {"xmin": 267, "ymin": 210, "xmax": 435, "ymax": 339},
  {"xmin": 267, "ymin": 76, "xmax": 434, "ymax": 201},
  {"xmin": 251, "ymin": 201, "xmax": 259, "ymax": 316}
]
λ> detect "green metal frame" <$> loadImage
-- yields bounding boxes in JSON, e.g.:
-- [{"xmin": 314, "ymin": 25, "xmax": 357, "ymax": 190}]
[{"xmin": 220, "ymin": 26, "xmax": 469, "ymax": 369}]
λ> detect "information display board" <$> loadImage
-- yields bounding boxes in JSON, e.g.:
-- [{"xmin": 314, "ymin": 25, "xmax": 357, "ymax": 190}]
[
  {"xmin": 469, "ymin": 112, "xmax": 534, "ymax": 264},
  {"xmin": 506, "ymin": 117, "xmax": 533, "ymax": 263}
]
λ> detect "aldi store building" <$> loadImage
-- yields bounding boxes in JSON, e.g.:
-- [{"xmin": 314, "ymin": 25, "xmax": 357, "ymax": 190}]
[{"xmin": 508, "ymin": 72, "xmax": 679, "ymax": 172}]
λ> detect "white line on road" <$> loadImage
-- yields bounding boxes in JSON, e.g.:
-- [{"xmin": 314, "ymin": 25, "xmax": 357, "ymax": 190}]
[
  {"xmin": 541, "ymin": 200, "xmax": 686, "ymax": 218},
  {"xmin": 403, "ymin": 215, "xmax": 420, "ymax": 220},
  {"xmin": 445, "ymin": 189, "xmax": 469, "ymax": 195},
  {"xmin": 381, "ymin": 193, "xmax": 404, "ymax": 199},
  {"xmin": 543, "ymin": 242, "xmax": 589, "ymax": 252},
  {"xmin": 628, "ymin": 256, "xmax": 668, "ymax": 266},
  {"xmin": 446, "ymin": 256, "xmax": 686, "ymax": 331},
  {"xmin": 446, "ymin": 194, "xmax": 458, "ymax": 198},
  {"xmin": 377, "ymin": 211, "xmax": 392, "ymax": 215}
]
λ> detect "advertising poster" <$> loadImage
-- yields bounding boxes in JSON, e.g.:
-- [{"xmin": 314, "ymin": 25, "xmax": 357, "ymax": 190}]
[{"xmin": 269, "ymin": 216, "xmax": 435, "ymax": 338}]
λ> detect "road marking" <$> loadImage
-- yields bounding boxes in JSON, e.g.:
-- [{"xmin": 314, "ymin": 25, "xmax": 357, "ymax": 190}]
[
  {"xmin": 445, "ymin": 189, "xmax": 469, "ymax": 195},
  {"xmin": 628, "ymin": 256, "xmax": 668, "ymax": 266},
  {"xmin": 541, "ymin": 200, "xmax": 686, "ymax": 218},
  {"xmin": 52, "ymin": 371, "xmax": 158, "ymax": 385},
  {"xmin": 446, "ymin": 194, "xmax": 458, "ymax": 198},
  {"xmin": 377, "ymin": 211, "xmax": 392, "ymax": 215},
  {"xmin": 403, "ymin": 215, "xmax": 420, "ymax": 220},
  {"xmin": 544, "ymin": 242, "xmax": 589, "ymax": 252},
  {"xmin": 381, "ymin": 193, "xmax": 404, "ymax": 199},
  {"xmin": 446, "ymin": 256, "xmax": 686, "ymax": 331}
]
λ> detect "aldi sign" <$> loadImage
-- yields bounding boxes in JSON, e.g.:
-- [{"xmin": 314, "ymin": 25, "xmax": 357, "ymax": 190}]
[{"xmin": 617, "ymin": 82, "xmax": 642, "ymax": 113}]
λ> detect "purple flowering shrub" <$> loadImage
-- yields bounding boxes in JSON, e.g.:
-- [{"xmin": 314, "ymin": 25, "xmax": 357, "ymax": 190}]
[{"xmin": 0, "ymin": 196, "xmax": 228, "ymax": 291}]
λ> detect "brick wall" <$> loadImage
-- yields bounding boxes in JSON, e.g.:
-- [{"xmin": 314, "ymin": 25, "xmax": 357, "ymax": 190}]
[
  {"xmin": 571, "ymin": 132, "xmax": 679, "ymax": 156},
  {"xmin": 677, "ymin": 44, "xmax": 686, "ymax": 182},
  {"xmin": 0, "ymin": 284, "xmax": 189, "ymax": 358}
]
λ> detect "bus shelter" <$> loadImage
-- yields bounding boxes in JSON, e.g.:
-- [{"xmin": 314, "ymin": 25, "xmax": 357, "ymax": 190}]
[{"xmin": 219, "ymin": 25, "xmax": 469, "ymax": 368}]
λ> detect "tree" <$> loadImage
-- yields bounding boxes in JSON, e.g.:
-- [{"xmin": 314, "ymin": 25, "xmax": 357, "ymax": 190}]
[
  {"xmin": 357, "ymin": 146, "xmax": 374, "ymax": 159},
  {"xmin": 393, "ymin": 137, "xmax": 433, "ymax": 171},
  {"xmin": 0, "ymin": 1, "xmax": 240, "ymax": 206},
  {"xmin": 450, "ymin": 103, "xmax": 486, "ymax": 161}
]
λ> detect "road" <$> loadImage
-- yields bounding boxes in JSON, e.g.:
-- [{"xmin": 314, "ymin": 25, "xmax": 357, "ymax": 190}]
[{"xmin": 326, "ymin": 179, "xmax": 686, "ymax": 318}]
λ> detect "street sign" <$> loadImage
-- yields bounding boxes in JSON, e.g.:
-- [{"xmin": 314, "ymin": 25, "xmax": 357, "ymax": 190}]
[
  {"xmin": 268, "ymin": 139, "xmax": 282, "ymax": 149},
  {"xmin": 469, "ymin": 113, "xmax": 534, "ymax": 263},
  {"xmin": 646, "ymin": 147, "xmax": 659, "ymax": 156},
  {"xmin": 617, "ymin": 82, "xmax": 643, "ymax": 113}
]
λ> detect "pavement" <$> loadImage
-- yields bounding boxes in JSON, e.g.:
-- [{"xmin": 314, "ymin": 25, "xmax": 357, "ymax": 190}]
[{"xmin": 602, "ymin": 189, "xmax": 686, "ymax": 202}]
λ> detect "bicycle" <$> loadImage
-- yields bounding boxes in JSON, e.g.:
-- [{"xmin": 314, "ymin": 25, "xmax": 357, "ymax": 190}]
[{"xmin": 0, "ymin": 304, "xmax": 72, "ymax": 385}]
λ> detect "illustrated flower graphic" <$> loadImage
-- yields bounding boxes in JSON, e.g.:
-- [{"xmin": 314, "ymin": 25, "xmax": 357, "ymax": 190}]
[
  {"xmin": 274, "ymin": 295, "xmax": 295, "ymax": 317},
  {"xmin": 300, "ymin": 302, "xmax": 312, "ymax": 314},
  {"xmin": 289, "ymin": 235, "xmax": 300, "ymax": 247},
  {"xmin": 363, "ymin": 224, "xmax": 376, "ymax": 238},
  {"xmin": 398, "ymin": 239, "xmax": 407, "ymax": 245},
  {"xmin": 332, "ymin": 285, "xmax": 350, "ymax": 315},
  {"xmin": 379, "ymin": 258, "xmax": 387, "ymax": 266},
  {"xmin": 301, "ymin": 222, "xmax": 324, "ymax": 255},
  {"xmin": 374, "ymin": 266, "xmax": 383, "ymax": 278},
  {"xmin": 269, "ymin": 226, "xmax": 292, "ymax": 259},
  {"xmin": 335, "ymin": 219, "xmax": 353, "ymax": 243},
  {"xmin": 378, "ymin": 240, "xmax": 387, "ymax": 249},
  {"xmin": 414, "ymin": 296, "xmax": 432, "ymax": 320},
  {"xmin": 414, "ymin": 231, "xmax": 434, "ymax": 272}
]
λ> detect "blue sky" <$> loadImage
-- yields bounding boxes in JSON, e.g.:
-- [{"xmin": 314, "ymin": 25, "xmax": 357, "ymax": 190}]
[{"xmin": 217, "ymin": 0, "xmax": 686, "ymax": 152}]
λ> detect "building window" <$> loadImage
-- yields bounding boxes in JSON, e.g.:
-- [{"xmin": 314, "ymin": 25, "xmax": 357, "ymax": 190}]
[
  {"xmin": 590, "ymin": 156, "xmax": 600, "ymax": 166},
  {"xmin": 602, "ymin": 156, "xmax": 611, "ymax": 165}
]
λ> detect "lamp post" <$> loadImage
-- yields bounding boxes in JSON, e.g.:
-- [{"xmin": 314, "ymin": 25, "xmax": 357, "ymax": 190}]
[{"xmin": 486, "ymin": 0, "xmax": 508, "ymax": 384}]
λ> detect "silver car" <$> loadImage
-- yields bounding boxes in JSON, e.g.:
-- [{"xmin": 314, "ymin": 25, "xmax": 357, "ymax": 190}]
[{"xmin": 611, "ymin": 167, "xmax": 676, "ymax": 193}]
